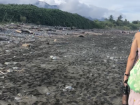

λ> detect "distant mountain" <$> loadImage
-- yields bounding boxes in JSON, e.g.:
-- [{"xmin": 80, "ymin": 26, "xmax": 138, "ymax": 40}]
[
  {"xmin": 84, "ymin": 16, "xmax": 105, "ymax": 21},
  {"xmin": 93, "ymin": 17, "xmax": 105, "ymax": 21},
  {"xmin": 34, "ymin": 1, "xmax": 58, "ymax": 9},
  {"xmin": 85, "ymin": 17, "xmax": 93, "ymax": 21},
  {"xmin": 34, "ymin": 1, "xmax": 105, "ymax": 21}
]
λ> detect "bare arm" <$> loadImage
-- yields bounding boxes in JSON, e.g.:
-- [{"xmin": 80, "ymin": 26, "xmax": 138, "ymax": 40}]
[{"xmin": 124, "ymin": 34, "xmax": 138, "ymax": 83}]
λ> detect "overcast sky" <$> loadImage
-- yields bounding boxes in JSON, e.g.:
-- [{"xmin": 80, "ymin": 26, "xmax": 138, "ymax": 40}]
[
  {"xmin": 0, "ymin": 0, "xmax": 139, "ymax": 21},
  {"xmin": 42, "ymin": 0, "xmax": 139, "ymax": 21}
]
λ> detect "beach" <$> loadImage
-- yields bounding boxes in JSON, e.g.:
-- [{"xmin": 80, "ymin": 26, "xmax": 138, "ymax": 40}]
[{"xmin": 0, "ymin": 23, "xmax": 135, "ymax": 105}]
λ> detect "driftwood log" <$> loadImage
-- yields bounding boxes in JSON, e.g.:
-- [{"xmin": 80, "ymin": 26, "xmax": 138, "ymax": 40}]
[{"xmin": 21, "ymin": 29, "xmax": 33, "ymax": 34}]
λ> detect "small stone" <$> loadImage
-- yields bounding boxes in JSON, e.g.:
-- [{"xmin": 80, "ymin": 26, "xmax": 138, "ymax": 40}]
[
  {"xmin": 0, "ymin": 63, "xmax": 3, "ymax": 67},
  {"xmin": 104, "ymin": 60, "xmax": 107, "ymax": 63},
  {"xmin": 78, "ymin": 35, "xmax": 84, "ymax": 37},
  {"xmin": 13, "ymin": 62, "xmax": 18, "ymax": 65},
  {"xmin": 4, "ymin": 62, "xmax": 11, "ymax": 65},
  {"xmin": 15, "ymin": 96, "xmax": 21, "ymax": 101},
  {"xmin": 7, "ymin": 69, "xmax": 13, "ymax": 73},
  {"xmin": 113, "ymin": 47, "xmax": 116, "ymax": 49},
  {"xmin": 5, "ymin": 50, "xmax": 10, "ymax": 53},
  {"xmin": 0, "ymin": 76, "xmax": 4, "ymax": 79},
  {"xmin": 17, "ymin": 93, "xmax": 22, "ymax": 97},
  {"xmin": 50, "ymin": 56, "xmax": 59, "ymax": 60},
  {"xmin": 46, "ymin": 92, "xmax": 50, "ymax": 95},
  {"xmin": 110, "ymin": 57, "xmax": 114, "ymax": 60},
  {"xmin": 13, "ymin": 67, "xmax": 19, "ymax": 70},
  {"xmin": 22, "ymin": 43, "xmax": 31, "ymax": 48}
]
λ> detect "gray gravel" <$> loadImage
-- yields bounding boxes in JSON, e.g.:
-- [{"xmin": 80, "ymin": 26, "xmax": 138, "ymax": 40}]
[{"xmin": 0, "ymin": 23, "xmax": 135, "ymax": 105}]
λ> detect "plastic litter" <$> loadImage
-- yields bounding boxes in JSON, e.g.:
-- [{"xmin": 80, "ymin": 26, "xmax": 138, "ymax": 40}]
[
  {"xmin": 50, "ymin": 56, "xmax": 60, "ymax": 60},
  {"xmin": 63, "ymin": 86, "xmax": 74, "ymax": 92}
]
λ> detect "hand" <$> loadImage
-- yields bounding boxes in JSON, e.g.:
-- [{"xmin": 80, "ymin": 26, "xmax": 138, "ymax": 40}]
[{"xmin": 123, "ymin": 75, "xmax": 129, "ymax": 86}]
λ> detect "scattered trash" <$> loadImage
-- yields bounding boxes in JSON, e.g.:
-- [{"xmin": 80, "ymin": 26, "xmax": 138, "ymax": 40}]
[
  {"xmin": 63, "ymin": 86, "xmax": 74, "ymax": 92},
  {"xmin": 50, "ymin": 56, "xmax": 60, "ymax": 60}
]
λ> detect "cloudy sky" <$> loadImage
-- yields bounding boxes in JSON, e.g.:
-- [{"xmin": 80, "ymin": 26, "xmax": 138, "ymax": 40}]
[
  {"xmin": 0, "ymin": 0, "xmax": 139, "ymax": 21},
  {"xmin": 42, "ymin": 0, "xmax": 140, "ymax": 21}
]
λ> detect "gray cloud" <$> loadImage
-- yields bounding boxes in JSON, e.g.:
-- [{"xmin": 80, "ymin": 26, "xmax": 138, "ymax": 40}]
[
  {"xmin": 58, "ymin": 0, "xmax": 122, "ymax": 19},
  {"xmin": 0, "ymin": 0, "xmax": 122, "ymax": 20}
]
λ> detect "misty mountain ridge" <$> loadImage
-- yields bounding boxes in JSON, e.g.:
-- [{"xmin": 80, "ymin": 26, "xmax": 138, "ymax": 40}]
[
  {"xmin": 34, "ymin": 0, "xmax": 58, "ymax": 9},
  {"xmin": 0, "ymin": 0, "xmax": 105, "ymax": 21},
  {"xmin": 34, "ymin": 1, "xmax": 105, "ymax": 21},
  {"xmin": 85, "ymin": 16, "xmax": 105, "ymax": 21}
]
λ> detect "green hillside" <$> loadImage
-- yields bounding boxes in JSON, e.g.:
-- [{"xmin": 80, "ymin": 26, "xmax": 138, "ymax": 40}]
[{"xmin": 0, "ymin": 4, "xmax": 101, "ymax": 29}]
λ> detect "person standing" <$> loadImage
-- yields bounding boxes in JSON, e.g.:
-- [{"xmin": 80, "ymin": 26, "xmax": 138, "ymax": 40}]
[{"xmin": 123, "ymin": 32, "xmax": 140, "ymax": 105}]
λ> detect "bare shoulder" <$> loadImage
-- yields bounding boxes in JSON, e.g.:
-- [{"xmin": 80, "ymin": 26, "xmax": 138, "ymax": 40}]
[{"xmin": 135, "ymin": 32, "xmax": 140, "ymax": 39}]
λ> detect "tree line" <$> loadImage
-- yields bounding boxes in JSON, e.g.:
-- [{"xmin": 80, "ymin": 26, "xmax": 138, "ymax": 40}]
[
  {"xmin": 0, "ymin": 4, "xmax": 139, "ymax": 30},
  {"xmin": 94, "ymin": 15, "xmax": 140, "ymax": 30}
]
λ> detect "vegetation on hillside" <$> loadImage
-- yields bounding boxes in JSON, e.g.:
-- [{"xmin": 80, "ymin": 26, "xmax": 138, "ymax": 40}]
[
  {"xmin": 0, "ymin": 4, "xmax": 140, "ymax": 30},
  {"xmin": 0, "ymin": 4, "xmax": 100, "ymax": 29},
  {"xmin": 94, "ymin": 15, "xmax": 140, "ymax": 30}
]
